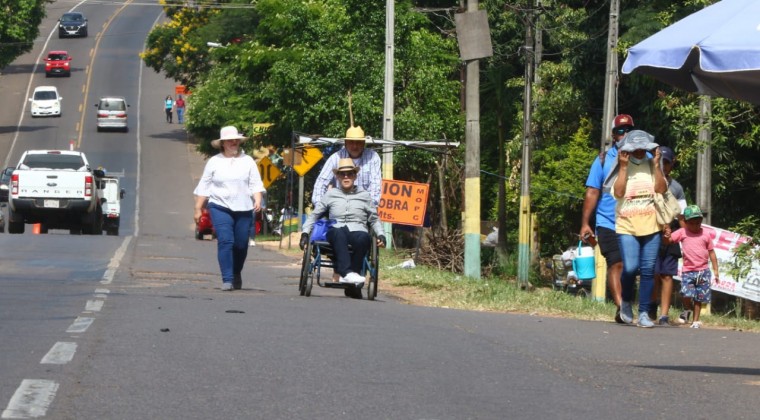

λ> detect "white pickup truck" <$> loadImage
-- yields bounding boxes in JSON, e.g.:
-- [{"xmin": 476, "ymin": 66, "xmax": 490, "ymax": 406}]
[{"xmin": 7, "ymin": 150, "xmax": 104, "ymax": 234}]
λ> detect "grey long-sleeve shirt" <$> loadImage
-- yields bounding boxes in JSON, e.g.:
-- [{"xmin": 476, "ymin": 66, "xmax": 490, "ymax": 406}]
[{"xmin": 303, "ymin": 185, "xmax": 384, "ymax": 237}]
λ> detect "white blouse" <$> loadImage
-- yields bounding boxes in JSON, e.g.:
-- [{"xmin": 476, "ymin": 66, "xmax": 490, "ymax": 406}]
[{"xmin": 193, "ymin": 152, "xmax": 266, "ymax": 211}]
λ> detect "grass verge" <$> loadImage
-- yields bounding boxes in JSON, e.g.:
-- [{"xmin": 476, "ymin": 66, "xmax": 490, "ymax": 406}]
[{"xmin": 261, "ymin": 239, "xmax": 760, "ymax": 332}]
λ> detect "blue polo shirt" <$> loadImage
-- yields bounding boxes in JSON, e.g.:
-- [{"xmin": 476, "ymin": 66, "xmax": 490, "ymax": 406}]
[{"xmin": 585, "ymin": 146, "xmax": 618, "ymax": 231}]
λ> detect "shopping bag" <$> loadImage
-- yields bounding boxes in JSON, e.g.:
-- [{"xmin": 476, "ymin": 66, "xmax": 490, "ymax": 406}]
[{"xmin": 310, "ymin": 219, "xmax": 335, "ymax": 242}]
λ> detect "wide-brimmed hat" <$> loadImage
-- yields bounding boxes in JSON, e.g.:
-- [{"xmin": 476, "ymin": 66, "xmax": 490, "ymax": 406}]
[
  {"xmin": 211, "ymin": 126, "xmax": 248, "ymax": 149},
  {"xmin": 332, "ymin": 158, "xmax": 360, "ymax": 175},
  {"xmin": 344, "ymin": 125, "xmax": 366, "ymax": 141},
  {"xmin": 618, "ymin": 129, "xmax": 658, "ymax": 152}
]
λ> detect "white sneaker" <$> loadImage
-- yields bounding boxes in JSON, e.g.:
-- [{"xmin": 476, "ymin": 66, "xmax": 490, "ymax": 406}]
[
  {"xmin": 249, "ymin": 239, "xmax": 256, "ymax": 247},
  {"xmin": 338, "ymin": 276, "xmax": 351, "ymax": 284},
  {"xmin": 344, "ymin": 272, "xmax": 366, "ymax": 286}
]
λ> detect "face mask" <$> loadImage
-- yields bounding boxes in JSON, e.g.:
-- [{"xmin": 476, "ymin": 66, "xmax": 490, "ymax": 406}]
[{"xmin": 629, "ymin": 156, "xmax": 643, "ymax": 165}]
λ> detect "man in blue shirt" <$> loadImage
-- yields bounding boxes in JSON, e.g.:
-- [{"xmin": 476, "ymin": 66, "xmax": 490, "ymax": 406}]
[{"xmin": 580, "ymin": 114, "xmax": 634, "ymax": 324}]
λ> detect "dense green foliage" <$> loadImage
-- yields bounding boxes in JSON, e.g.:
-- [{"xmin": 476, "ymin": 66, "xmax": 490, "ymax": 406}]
[
  {"xmin": 143, "ymin": 0, "xmax": 760, "ymax": 264},
  {"xmin": 0, "ymin": 0, "xmax": 50, "ymax": 69}
]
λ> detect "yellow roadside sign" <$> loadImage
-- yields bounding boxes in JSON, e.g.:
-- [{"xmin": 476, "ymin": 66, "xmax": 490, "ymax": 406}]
[
  {"xmin": 258, "ymin": 156, "xmax": 281, "ymax": 188},
  {"xmin": 292, "ymin": 146, "xmax": 323, "ymax": 177}
]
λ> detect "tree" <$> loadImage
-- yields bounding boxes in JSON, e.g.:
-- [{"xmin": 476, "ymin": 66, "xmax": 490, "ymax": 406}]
[{"xmin": 0, "ymin": 0, "xmax": 51, "ymax": 69}]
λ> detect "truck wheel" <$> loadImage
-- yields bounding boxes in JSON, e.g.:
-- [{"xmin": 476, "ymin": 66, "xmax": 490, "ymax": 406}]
[
  {"xmin": 84, "ymin": 208, "xmax": 103, "ymax": 235},
  {"xmin": 8, "ymin": 221, "xmax": 24, "ymax": 234},
  {"xmin": 107, "ymin": 227, "xmax": 119, "ymax": 236}
]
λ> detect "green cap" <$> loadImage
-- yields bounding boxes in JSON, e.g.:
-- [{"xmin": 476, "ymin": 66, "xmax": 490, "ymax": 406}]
[{"xmin": 683, "ymin": 205, "xmax": 703, "ymax": 220}]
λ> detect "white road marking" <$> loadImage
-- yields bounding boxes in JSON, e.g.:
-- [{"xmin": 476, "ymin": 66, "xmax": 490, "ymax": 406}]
[
  {"xmin": 1, "ymin": 379, "xmax": 59, "ymax": 419},
  {"xmin": 85, "ymin": 300, "xmax": 104, "ymax": 312},
  {"xmin": 101, "ymin": 236, "xmax": 132, "ymax": 284},
  {"xmin": 94, "ymin": 288, "xmax": 110, "ymax": 294},
  {"xmin": 65, "ymin": 317, "xmax": 94, "ymax": 334},
  {"xmin": 40, "ymin": 342, "xmax": 77, "ymax": 365}
]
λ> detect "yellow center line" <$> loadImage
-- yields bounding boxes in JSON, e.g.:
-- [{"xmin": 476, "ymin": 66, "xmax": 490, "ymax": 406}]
[{"xmin": 76, "ymin": 1, "xmax": 133, "ymax": 149}]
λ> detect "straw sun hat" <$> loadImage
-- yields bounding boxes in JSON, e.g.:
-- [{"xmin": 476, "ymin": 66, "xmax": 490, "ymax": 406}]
[{"xmin": 211, "ymin": 126, "xmax": 248, "ymax": 149}]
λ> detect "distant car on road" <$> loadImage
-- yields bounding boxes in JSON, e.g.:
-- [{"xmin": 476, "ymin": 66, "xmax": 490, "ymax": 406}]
[
  {"xmin": 45, "ymin": 50, "xmax": 72, "ymax": 77},
  {"xmin": 95, "ymin": 96, "xmax": 129, "ymax": 132},
  {"xmin": 58, "ymin": 12, "xmax": 88, "ymax": 38},
  {"xmin": 29, "ymin": 86, "xmax": 62, "ymax": 117}
]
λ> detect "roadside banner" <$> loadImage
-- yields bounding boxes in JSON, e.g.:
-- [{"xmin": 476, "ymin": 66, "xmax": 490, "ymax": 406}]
[
  {"xmin": 694, "ymin": 225, "xmax": 760, "ymax": 302},
  {"xmin": 378, "ymin": 180, "xmax": 429, "ymax": 227}
]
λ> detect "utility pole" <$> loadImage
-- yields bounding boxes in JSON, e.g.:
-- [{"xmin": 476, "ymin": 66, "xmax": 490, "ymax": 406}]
[
  {"xmin": 517, "ymin": 6, "xmax": 534, "ymax": 288},
  {"xmin": 455, "ymin": 1, "xmax": 491, "ymax": 280},
  {"xmin": 696, "ymin": 96, "xmax": 712, "ymax": 225},
  {"xmin": 591, "ymin": 0, "xmax": 620, "ymax": 302},
  {"xmin": 463, "ymin": 0, "xmax": 481, "ymax": 279},
  {"xmin": 600, "ymin": 0, "xmax": 620, "ymax": 154},
  {"xmin": 382, "ymin": 0, "xmax": 395, "ymax": 248}
]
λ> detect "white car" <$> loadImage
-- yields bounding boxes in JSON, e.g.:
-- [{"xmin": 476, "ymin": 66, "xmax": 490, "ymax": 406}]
[
  {"xmin": 95, "ymin": 96, "xmax": 129, "ymax": 132},
  {"xmin": 29, "ymin": 86, "xmax": 62, "ymax": 117}
]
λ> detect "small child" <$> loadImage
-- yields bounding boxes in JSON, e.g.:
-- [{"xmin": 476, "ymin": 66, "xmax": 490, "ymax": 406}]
[{"xmin": 663, "ymin": 205, "xmax": 719, "ymax": 329}]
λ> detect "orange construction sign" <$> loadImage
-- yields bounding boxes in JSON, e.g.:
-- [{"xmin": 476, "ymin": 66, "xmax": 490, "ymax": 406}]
[{"xmin": 378, "ymin": 180, "xmax": 429, "ymax": 226}]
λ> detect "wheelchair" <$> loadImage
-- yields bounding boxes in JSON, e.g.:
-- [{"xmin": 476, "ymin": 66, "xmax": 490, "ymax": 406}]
[{"xmin": 298, "ymin": 231, "xmax": 380, "ymax": 300}]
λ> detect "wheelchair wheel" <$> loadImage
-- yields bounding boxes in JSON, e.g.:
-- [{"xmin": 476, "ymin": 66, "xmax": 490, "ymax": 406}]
[
  {"xmin": 299, "ymin": 242, "xmax": 313, "ymax": 296},
  {"xmin": 367, "ymin": 238, "xmax": 379, "ymax": 301}
]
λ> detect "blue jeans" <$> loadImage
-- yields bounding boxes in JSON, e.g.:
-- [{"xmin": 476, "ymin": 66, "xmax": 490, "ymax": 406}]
[
  {"xmin": 177, "ymin": 108, "xmax": 184, "ymax": 123},
  {"xmin": 207, "ymin": 203, "xmax": 253, "ymax": 283},
  {"xmin": 326, "ymin": 226, "xmax": 370, "ymax": 277},
  {"xmin": 618, "ymin": 232, "xmax": 661, "ymax": 314}
]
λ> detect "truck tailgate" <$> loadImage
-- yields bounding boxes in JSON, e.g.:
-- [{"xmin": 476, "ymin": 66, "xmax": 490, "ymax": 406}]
[{"xmin": 16, "ymin": 170, "xmax": 88, "ymax": 198}]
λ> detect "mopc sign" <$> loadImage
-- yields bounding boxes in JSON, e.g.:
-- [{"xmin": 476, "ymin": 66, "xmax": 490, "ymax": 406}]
[{"xmin": 378, "ymin": 180, "xmax": 429, "ymax": 227}]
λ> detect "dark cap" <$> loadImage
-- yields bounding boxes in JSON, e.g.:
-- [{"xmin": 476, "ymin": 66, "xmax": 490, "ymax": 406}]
[
  {"xmin": 613, "ymin": 114, "xmax": 634, "ymax": 129},
  {"xmin": 660, "ymin": 146, "xmax": 675, "ymax": 163}
]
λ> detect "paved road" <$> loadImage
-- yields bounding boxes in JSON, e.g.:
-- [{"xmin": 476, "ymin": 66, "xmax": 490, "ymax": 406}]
[{"xmin": 2, "ymin": 2, "xmax": 760, "ymax": 420}]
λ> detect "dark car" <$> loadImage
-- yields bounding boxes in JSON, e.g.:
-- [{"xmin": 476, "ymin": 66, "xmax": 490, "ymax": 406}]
[
  {"xmin": 0, "ymin": 167, "xmax": 13, "ymax": 203},
  {"xmin": 58, "ymin": 12, "xmax": 88, "ymax": 38}
]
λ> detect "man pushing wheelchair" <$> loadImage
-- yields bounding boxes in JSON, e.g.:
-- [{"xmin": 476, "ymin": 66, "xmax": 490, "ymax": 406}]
[{"xmin": 300, "ymin": 158, "xmax": 387, "ymax": 287}]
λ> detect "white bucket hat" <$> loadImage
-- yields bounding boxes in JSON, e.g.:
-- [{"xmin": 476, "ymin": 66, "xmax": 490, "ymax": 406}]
[{"xmin": 211, "ymin": 126, "xmax": 248, "ymax": 149}]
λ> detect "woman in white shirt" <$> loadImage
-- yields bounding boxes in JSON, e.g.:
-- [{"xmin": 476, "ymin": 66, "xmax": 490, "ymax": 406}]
[{"xmin": 194, "ymin": 126, "xmax": 265, "ymax": 291}]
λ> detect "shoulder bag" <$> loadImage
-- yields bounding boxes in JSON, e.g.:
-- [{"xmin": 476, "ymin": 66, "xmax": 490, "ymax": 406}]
[{"xmin": 654, "ymin": 189, "xmax": 681, "ymax": 225}]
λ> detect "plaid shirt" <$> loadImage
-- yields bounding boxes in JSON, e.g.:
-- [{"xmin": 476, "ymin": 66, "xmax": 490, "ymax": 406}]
[{"xmin": 311, "ymin": 147, "xmax": 382, "ymax": 206}]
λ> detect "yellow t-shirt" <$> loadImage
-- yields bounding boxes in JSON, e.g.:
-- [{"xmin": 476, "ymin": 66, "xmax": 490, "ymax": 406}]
[{"xmin": 612, "ymin": 162, "xmax": 659, "ymax": 236}]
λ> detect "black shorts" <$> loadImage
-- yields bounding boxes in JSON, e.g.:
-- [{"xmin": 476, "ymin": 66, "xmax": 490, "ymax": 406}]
[
  {"xmin": 597, "ymin": 226, "xmax": 621, "ymax": 266},
  {"xmin": 655, "ymin": 253, "xmax": 679, "ymax": 276}
]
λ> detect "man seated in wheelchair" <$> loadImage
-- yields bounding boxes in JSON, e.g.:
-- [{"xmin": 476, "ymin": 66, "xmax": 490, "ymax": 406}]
[{"xmin": 300, "ymin": 158, "xmax": 386, "ymax": 286}]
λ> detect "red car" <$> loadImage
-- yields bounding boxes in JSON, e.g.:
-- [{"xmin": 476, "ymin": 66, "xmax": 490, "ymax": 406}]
[
  {"xmin": 195, "ymin": 207, "xmax": 216, "ymax": 240},
  {"xmin": 45, "ymin": 51, "xmax": 72, "ymax": 77}
]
